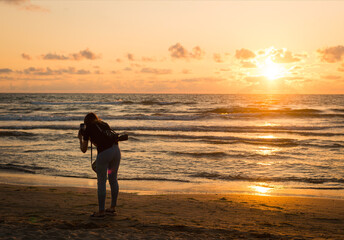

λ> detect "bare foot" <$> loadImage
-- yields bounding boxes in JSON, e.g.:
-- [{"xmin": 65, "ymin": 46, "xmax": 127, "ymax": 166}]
[
  {"xmin": 105, "ymin": 207, "xmax": 117, "ymax": 215},
  {"xmin": 90, "ymin": 211, "xmax": 105, "ymax": 219}
]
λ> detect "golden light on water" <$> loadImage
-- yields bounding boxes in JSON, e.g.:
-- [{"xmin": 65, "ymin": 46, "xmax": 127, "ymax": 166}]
[
  {"xmin": 257, "ymin": 162, "xmax": 272, "ymax": 166},
  {"xmin": 256, "ymin": 146, "xmax": 279, "ymax": 155},
  {"xmin": 261, "ymin": 122, "xmax": 278, "ymax": 127},
  {"xmin": 250, "ymin": 185, "xmax": 272, "ymax": 195},
  {"xmin": 258, "ymin": 135, "xmax": 275, "ymax": 139}
]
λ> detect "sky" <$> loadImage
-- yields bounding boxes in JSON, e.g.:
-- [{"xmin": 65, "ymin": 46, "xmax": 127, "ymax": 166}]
[{"xmin": 0, "ymin": 0, "xmax": 344, "ymax": 94}]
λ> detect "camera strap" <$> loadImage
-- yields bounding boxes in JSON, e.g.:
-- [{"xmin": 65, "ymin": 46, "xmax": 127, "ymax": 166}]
[{"xmin": 90, "ymin": 140, "xmax": 93, "ymax": 166}]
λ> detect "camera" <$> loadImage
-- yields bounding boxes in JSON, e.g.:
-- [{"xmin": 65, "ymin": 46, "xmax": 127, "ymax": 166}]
[
  {"xmin": 118, "ymin": 134, "xmax": 128, "ymax": 141},
  {"xmin": 79, "ymin": 123, "xmax": 86, "ymax": 136}
]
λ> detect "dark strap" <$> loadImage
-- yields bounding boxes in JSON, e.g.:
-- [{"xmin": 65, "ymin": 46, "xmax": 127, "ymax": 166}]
[{"xmin": 90, "ymin": 140, "xmax": 93, "ymax": 167}]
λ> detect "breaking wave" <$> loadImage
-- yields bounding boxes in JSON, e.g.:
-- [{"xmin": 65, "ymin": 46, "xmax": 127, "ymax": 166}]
[{"xmin": 190, "ymin": 172, "xmax": 344, "ymax": 184}]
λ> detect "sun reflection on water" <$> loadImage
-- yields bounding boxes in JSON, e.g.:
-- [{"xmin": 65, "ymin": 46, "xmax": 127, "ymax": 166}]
[
  {"xmin": 257, "ymin": 162, "xmax": 272, "ymax": 166},
  {"xmin": 250, "ymin": 185, "xmax": 273, "ymax": 196},
  {"xmin": 256, "ymin": 146, "xmax": 279, "ymax": 155},
  {"xmin": 261, "ymin": 122, "xmax": 278, "ymax": 127},
  {"xmin": 258, "ymin": 135, "xmax": 275, "ymax": 139}
]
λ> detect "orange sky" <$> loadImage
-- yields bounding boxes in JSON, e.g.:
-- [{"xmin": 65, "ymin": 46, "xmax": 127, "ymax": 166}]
[{"xmin": 0, "ymin": 0, "xmax": 344, "ymax": 94}]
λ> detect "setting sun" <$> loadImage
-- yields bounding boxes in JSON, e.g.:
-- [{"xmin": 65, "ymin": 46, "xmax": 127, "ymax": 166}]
[{"xmin": 261, "ymin": 58, "xmax": 286, "ymax": 81}]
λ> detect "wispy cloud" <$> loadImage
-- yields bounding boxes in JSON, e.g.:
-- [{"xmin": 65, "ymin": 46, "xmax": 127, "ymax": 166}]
[
  {"xmin": 1, "ymin": 0, "xmax": 49, "ymax": 12},
  {"xmin": 244, "ymin": 76, "xmax": 267, "ymax": 83},
  {"xmin": 13, "ymin": 67, "xmax": 92, "ymax": 75},
  {"xmin": 271, "ymin": 49, "xmax": 300, "ymax": 63},
  {"xmin": 123, "ymin": 67, "xmax": 132, "ymax": 71},
  {"xmin": 0, "ymin": 68, "xmax": 13, "ymax": 74},
  {"xmin": 141, "ymin": 68, "xmax": 172, "ymax": 75},
  {"xmin": 317, "ymin": 45, "xmax": 344, "ymax": 63},
  {"xmin": 213, "ymin": 53, "xmax": 224, "ymax": 63},
  {"xmin": 21, "ymin": 53, "xmax": 31, "ymax": 60},
  {"xmin": 181, "ymin": 69, "xmax": 191, "ymax": 74},
  {"xmin": 1, "ymin": 0, "xmax": 28, "ymax": 5},
  {"xmin": 42, "ymin": 53, "xmax": 69, "ymax": 60},
  {"xmin": 322, "ymin": 75, "xmax": 342, "ymax": 80},
  {"xmin": 235, "ymin": 48, "xmax": 256, "ymax": 60},
  {"xmin": 338, "ymin": 63, "xmax": 344, "ymax": 72},
  {"xmin": 181, "ymin": 77, "xmax": 225, "ymax": 83},
  {"xmin": 241, "ymin": 61, "xmax": 257, "ymax": 68},
  {"xmin": 40, "ymin": 49, "xmax": 100, "ymax": 61},
  {"xmin": 141, "ymin": 57, "xmax": 157, "ymax": 62}
]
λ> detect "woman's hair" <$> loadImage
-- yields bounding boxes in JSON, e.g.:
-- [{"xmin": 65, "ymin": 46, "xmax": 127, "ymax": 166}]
[{"xmin": 84, "ymin": 112, "xmax": 100, "ymax": 126}]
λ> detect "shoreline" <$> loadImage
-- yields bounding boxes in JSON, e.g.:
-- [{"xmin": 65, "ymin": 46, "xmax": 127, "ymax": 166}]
[
  {"xmin": 0, "ymin": 183, "xmax": 343, "ymax": 239},
  {"xmin": 0, "ymin": 170, "xmax": 343, "ymax": 200}
]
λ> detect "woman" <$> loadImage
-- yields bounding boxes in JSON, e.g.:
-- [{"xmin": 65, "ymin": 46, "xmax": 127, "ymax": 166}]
[{"xmin": 78, "ymin": 112, "xmax": 121, "ymax": 219}]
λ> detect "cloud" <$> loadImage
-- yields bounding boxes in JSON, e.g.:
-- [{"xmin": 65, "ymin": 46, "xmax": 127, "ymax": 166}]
[
  {"xmin": 168, "ymin": 43, "xmax": 205, "ymax": 60},
  {"xmin": 75, "ymin": 69, "xmax": 91, "ymax": 75},
  {"xmin": 0, "ymin": 68, "xmax": 13, "ymax": 74},
  {"xmin": 127, "ymin": 53, "xmax": 135, "ymax": 61},
  {"xmin": 235, "ymin": 48, "xmax": 256, "ymax": 60},
  {"xmin": 1, "ymin": 0, "xmax": 49, "ymax": 12},
  {"xmin": 241, "ymin": 61, "xmax": 257, "ymax": 68},
  {"xmin": 181, "ymin": 77, "xmax": 225, "ymax": 83},
  {"xmin": 2, "ymin": 0, "xmax": 28, "ymax": 5},
  {"xmin": 72, "ymin": 49, "xmax": 100, "ymax": 60},
  {"xmin": 182, "ymin": 69, "xmax": 191, "ymax": 74},
  {"xmin": 130, "ymin": 63, "xmax": 141, "ymax": 68},
  {"xmin": 190, "ymin": 46, "xmax": 205, "ymax": 59},
  {"xmin": 168, "ymin": 43, "xmax": 188, "ymax": 59},
  {"xmin": 21, "ymin": 53, "xmax": 31, "ymax": 60},
  {"xmin": 18, "ymin": 67, "xmax": 91, "ymax": 75},
  {"xmin": 42, "ymin": 53, "xmax": 69, "ymax": 60},
  {"xmin": 322, "ymin": 75, "xmax": 342, "ymax": 80},
  {"xmin": 244, "ymin": 76, "xmax": 267, "ymax": 83},
  {"xmin": 213, "ymin": 53, "xmax": 224, "ymax": 63},
  {"xmin": 338, "ymin": 63, "xmax": 344, "ymax": 72},
  {"xmin": 141, "ymin": 68, "xmax": 172, "ymax": 75},
  {"xmin": 142, "ymin": 57, "xmax": 156, "ymax": 62},
  {"xmin": 317, "ymin": 45, "xmax": 344, "ymax": 63},
  {"xmin": 272, "ymin": 49, "xmax": 300, "ymax": 63},
  {"xmin": 40, "ymin": 49, "xmax": 100, "ymax": 61}
]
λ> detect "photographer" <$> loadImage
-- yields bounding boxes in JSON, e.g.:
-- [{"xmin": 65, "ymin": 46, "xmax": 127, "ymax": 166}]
[{"xmin": 78, "ymin": 112, "xmax": 121, "ymax": 219}]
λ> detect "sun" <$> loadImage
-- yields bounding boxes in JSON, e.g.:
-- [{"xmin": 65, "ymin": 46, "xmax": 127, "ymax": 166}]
[{"xmin": 261, "ymin": 59, "xmax": 285, "ymax": 81}]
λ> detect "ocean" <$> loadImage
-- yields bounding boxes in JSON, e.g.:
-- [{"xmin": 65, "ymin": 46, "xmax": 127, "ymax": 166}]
[{"xmin": 0, "ymin": 93, "xmax": 343, "ymax": 198}]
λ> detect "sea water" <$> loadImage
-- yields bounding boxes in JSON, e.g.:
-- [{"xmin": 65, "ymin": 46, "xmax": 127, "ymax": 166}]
[{"xmin": 0, "ymin": 94, "xmax": 343, "ymax": 198}]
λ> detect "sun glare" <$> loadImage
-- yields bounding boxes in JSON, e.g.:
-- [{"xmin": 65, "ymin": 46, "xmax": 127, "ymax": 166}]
[
  {"xmin": 258, "ymin": 135, "xmax": 275, "ymax": 139},
  {"xmin": 261, "ymin": 59, "xmax": 285, "ymax": 81},
  {"xmin": 250, "ymin": 185, "xmax": 272, "ymax": 195}
]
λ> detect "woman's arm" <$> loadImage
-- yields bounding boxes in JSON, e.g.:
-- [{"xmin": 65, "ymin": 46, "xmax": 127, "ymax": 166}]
[{"xmin": 78, "ymin": 132, "xmax": 88, "ymax": 153}]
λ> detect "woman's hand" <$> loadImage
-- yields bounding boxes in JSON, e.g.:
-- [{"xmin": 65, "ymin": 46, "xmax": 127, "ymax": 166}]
[
  {"xmin": 78, "ymin": 131, "xmax": 88, "ymax": 153},
  {"xmin": 80, "ymin": 139, "xmax": 88, "ymax": 153},
  {"xmin": 78, "ymin": 130, "xmax": 83, "ymax": 140}
]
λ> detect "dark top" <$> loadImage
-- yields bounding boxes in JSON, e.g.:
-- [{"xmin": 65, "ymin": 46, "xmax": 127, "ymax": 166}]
[{"xmin": 83, "ymin": 120, "xmax": 114, "ymax": 153}]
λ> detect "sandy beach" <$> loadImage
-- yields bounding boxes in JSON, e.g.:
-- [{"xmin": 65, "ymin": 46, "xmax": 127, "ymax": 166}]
[{"xmin": 0, "ymin": 183, "xmax": 343, "ymax": 239}]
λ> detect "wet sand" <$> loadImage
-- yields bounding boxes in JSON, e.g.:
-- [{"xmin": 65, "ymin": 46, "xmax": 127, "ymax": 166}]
[{"xmin": 0, "ymin": 183, "xmax": 343, "ymax": 239}]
